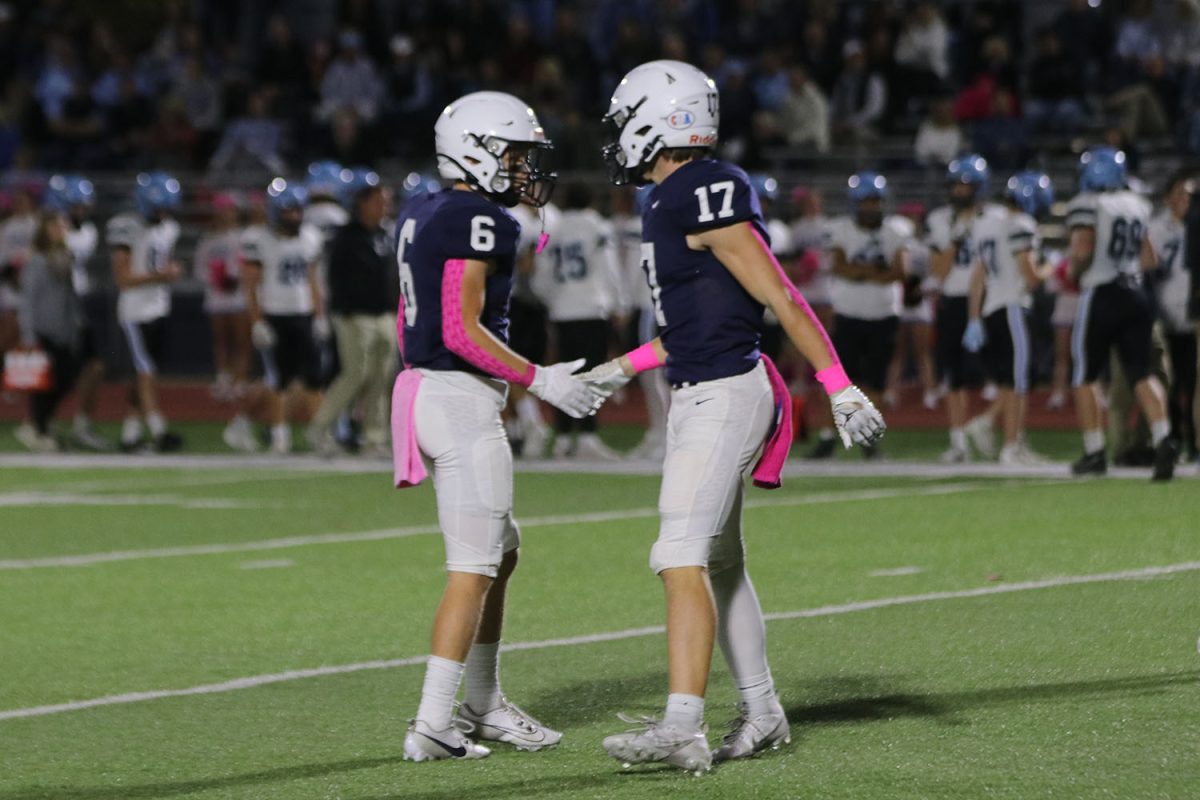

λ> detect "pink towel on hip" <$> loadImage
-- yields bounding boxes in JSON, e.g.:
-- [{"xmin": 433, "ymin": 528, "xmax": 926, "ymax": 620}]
[
  {"xmin": 391, "ymin": 369, "xmax": 427, "ymax": 489},
  {"xmin": 751, "ymin": 354, "xmax": 793, "ymax": 490}
]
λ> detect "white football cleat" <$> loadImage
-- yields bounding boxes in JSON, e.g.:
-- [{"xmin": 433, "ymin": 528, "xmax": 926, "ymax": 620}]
[
  {"xmin": 711, "ymin": 702, "xmax": 791, "ymax": 762},
  {"xmin": 602, "ymin": 715, "xmax": 712, "ymax": 775},
  {"xmin": 574, "ymin": 433, "xmax": 622, "ymax": 462},
  {"xmin": 456, "ymin": 697, "xmax": 562, "ymax": 751},
  {"xmin": 15, "ymin": 422, "xmax": 59, "ymax": 453},
  {"xmin": 964, "ymin": 414, "xmax": 996, "ymax": 459},
  {"xmin": 938, "ymin": 446, "xmax": 969, "ymax": 464},
  {"xmin": 222, "ymin": 418, "xmax": 259, "ymax": 453},
  {"xmin": 403, "ymin": 718, "xmax": 490, "ymax": 762}
]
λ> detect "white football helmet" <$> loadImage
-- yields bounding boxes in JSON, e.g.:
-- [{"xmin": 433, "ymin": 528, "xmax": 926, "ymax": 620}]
[
  {"xmin": 602, "ymin": 60, "xmax": 719, "ymax": 186},
  {"xmin": 434, "ymin": 91, "xmax": 556, "ymax": 207}
]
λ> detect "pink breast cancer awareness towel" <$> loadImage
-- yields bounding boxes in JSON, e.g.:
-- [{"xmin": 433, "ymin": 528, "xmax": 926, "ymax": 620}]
[
  {"xmin": 391, "ymin": 369, "xmax": 427, "ymax": 489},
  {"xmin": 751, "ymin": 354, "xmax": 793, "ymax": 490}
]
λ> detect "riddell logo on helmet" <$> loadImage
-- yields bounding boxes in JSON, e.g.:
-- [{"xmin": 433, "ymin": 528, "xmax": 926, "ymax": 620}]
[
  {"xmin": 688, "ymin": 134, "xmax": 716, "ymax": 145},
  {"xmin": 666, "ymin": 111, "xmax": 695, "ymax": 130}
]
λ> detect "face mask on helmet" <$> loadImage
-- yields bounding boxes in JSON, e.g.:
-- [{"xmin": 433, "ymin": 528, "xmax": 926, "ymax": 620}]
[
  {"xmin": 601, "ymin": 98, "xmax": 660, "ymax": 186},
  {"xmin": 949, "ymin": 184, "xmax": 977, "ymax": 210},
  {"xmin": 856, "ymin": 200, "xmax": 884, "ymax": 229},
  {"xmin": 454, "ymin": 135, "xmax": 556, "ymax": 208}
]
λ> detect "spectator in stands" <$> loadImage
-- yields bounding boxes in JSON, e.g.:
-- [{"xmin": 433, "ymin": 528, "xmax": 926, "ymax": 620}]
[
  {"xmin": 1053, "ymin": 0, "xmax": 1111, "ymax": 92},
  {"xmin": 1026, "ymin": 28, "xmax": 1087, "ymax": 133},
  {"xmin": 256, "ymin": 15, "xmax": 307, "ymax": 101},
  {"xmin": 15, "ymin": 211, "xmax": 85, "ymax": 452},
  {"xmin": 1108, "ymin": 0, "xmax": 1171, "ymax": 139},
  {"xmin": 778, "ymin": 65, "xmax": 829, "ymax": 154},
  {"xmin": 752, "ymin": 48, "xmax": 790, "ymax": 113},
  {"xmin": 46, "ymin": 77, "xmax": 104, "ymax": 167},
  {"xmin": 893, "ymin": 0, "xmax": 949, "ymax": 119},
  {"xmin": 913, "ymin": 96, "xmax": 961, "ymax": 167},
  {"xmin": 34, "ymin": 35, "xmax": 77, "ymax": 123},
  {"xmin": 208, "ymin": 89, "xmax": 285, "ymax": 176},
  {"xmin": 170, "ymin": 56, "xmax": 222, "ymax": 166},
  {"xmin": 317, "ymin": 30, "xmax": 382, "ymax": 124},
  {"xmin": 383, "ymin": 34, "xmax": 435, "ymax": 140},
  {"xmin": 799, "ymin": 18, "xmax": 838, "ymax": 92},
  {"xmin": 830, "ymin": 40, "xmax": 886, "ymax": 143},
  {"xmin": 972, "ymin": 88, "xmax": 1028, "ymax": 170}
]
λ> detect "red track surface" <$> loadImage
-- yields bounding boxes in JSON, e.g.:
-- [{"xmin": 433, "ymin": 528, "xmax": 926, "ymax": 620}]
[{"xmin": 0, "ymin": 381, "xmax": 1079, "ymax": 430}]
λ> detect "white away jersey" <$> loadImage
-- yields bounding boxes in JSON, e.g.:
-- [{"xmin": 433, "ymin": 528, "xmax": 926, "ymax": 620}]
[
  {"xmin": 107, "ymin": 213, "xmax": 180, "ymax": 324},
  {"xmin": 67, "ymin": 220, "xmax": 98, "ymax": 295},
  {"xmin": 533, "ymin": 208, "xmax": 624, "ymax": 322},
  {"xmin": 927, "ymin": 203, "xmax": 1006, "ymax": 297},
  {"xmin": 790, "ymin": 215, "xmax": 832, "ymax": 306},
  {"xmin": 1149, "ymin": 210, "xmax": 1190, "ymax": 332},
  {"xmin": 826, "ymin": 214, "xmax": 908, "ymax": 319},
  {"xmin": 241, "ymin": 226, "xmax": 322, "ymax": 315},
  {"xmin": 1066, "ymin": 190, "xmax": 1153, "ymax": 290},
  {"xmin": 611, "ymin": 211, "xmax": 646, "ymax": 313},
  {"xmin": 972, "ymin": 209, "xmax": 1039, "ymax": 315},
  {"xmin": 510, "ymin": 202, "xmax": 561, "ymax": 303}
]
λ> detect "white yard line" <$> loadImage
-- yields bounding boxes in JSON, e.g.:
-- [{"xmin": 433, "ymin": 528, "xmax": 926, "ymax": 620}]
[
  {"xmin": 0, "ymin": 492, "xmax": 277, "ymax": 510},
  {"xmin": 2, "ymin": 559, "xmax": 1196, "ymax": 722},
  {"xmin": 0, "ymin": 481, "xmax": 1042, "ymax": 570},
  {"xmin": 2, "ymin": 450, "xmax": 1191, "ymax": 480}
]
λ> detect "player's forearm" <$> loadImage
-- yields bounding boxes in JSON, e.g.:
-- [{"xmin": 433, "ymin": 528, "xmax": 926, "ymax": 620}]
[
  {"xmin": 775, "ymin": 299, "xmax": 836, "ymax": 373},
  {"xmin": 615, "ymin": 338, "xmax": 667, "ymax": 377},
  {"xmin": 967, "ymin": 267, "xmax": 985, "ymax": 320},
  {"xmin": 450, "ymin": 317, "xmax": 534, "ymax": 385}
]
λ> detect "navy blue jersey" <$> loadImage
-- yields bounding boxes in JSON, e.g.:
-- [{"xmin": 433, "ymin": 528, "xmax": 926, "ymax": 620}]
[
  {"xmin": 395, "ymin": 189, "xmax": 521, "ymax": 372},
  {"xmin": 641, "ymin": 159, "xmax": 767, "ymax": 384}
]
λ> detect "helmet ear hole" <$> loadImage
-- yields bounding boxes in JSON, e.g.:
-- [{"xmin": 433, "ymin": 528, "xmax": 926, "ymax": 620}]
[{"xmin": 634, "ymin": 125, "xmax": 653, "ymax": 136}]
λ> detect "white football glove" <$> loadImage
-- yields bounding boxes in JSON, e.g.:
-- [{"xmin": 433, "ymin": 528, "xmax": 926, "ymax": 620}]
[
  {"xmin": 830, "ymin": 384, "xmax": 886, "ymax": 448},
  {"xmin": 529, "ymin": 358, "xmax": 605, "ymax": 419},
  {"xmin": 313, "ymin": 315, "xmax": 333, "ymax": 341},
  {"xmin": 577, "ymin": 358, "xmax": 633, "ymax": 399},
  {"xmin": 252, "ymin": 319, "xmax": 276, "ymax": 349}
]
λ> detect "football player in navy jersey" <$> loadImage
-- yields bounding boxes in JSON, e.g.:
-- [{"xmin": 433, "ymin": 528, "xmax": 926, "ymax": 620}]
[
  {"xmin": 395, "ymin": 92, "xmax": 603, "ymax": 762},
  {"xmin": 582, "ymin": 61, "xmax": 886, "ymax": 774}
]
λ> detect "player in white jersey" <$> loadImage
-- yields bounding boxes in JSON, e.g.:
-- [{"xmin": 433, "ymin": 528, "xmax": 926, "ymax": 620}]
[
  {"xmin": 1066, "ymin": 147, "xmax": 1174, "ymax": 480},
  {"xmin": 886, "ymin": 202, "xmax": 939, "ymax": 411},
  {"xmin": 614, "ymin": 184, "xmax": 671, "ymax": 460},
  {"xmin": 241, "ymin": 182, "xmax": 326, "ymax": 454},
  {"xmin": 0, "ymin": 185, "xmax": 37, "ymax": 357},
  {"xmin": 505, "ymin": 199, "xmax": 560, "ymax": 458},
  {"xmin": 807, "ymin": 171, "xmax": 907, "ymax": 460},
  {"xmin": 195, "ymin": 192, "xmax": 250, "ymax": 410},
  {"xmin": 532, "ymin": 181, "xmax": 624, "ymax": 460},
  {"xmin": 750, "ymin": 175, "xmax": 793, "ymax": 362},
  {"xmin": 928, "ymin": 154, "xmax": 1007, "ymax": 461},
  {"xmin": 963, "ymin": 171, "xmax": 1054, "ymax": 465},
  {"xmin": 1148, "ymin": 171, "xmax": 1196, "ymax": 461},
  {"xmin": 108, "ymin": 172, "xmax": 184, "ymax": 452},
  {"xmin": 42, "ymin": 175, "xmax": 109, "ymax": 450}
]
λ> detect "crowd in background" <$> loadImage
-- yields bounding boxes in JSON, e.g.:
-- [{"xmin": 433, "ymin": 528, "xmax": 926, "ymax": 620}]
[{"xmin": 5, "ymin": 0, "xmax": 1200, "ymax": 179}]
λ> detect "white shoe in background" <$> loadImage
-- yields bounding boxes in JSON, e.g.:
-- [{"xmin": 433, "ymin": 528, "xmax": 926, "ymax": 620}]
[
  {"xmin": 574, "ymin": 433, "xmax": 622, "ymax": 462},
  {"xmin": 965, "ymin": 414, "xmax": 996, "ymax": 459}
]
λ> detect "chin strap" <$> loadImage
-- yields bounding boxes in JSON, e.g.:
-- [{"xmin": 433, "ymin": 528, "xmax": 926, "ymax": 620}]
[{"xmin": 535, "ymin": 206, "xmax": 549, "ymax": 253}]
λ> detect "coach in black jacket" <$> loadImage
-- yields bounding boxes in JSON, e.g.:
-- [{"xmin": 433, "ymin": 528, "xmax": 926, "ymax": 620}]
[{"xmin": 308, "ymin": 183, "xmax": 399, "ymax": 456}]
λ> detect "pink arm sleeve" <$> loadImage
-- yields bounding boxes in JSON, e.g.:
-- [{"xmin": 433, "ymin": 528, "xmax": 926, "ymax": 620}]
[
  {"xmin": 748, "ymin": 225, "xmax": 850, "ymax": 393},
  {"xmin": 626, "ymin": 341, "xmax": 665, "ymax": 374},
  {"xmin": 441, "ymin": 258, "xmax": 536, "ymax": 386}
]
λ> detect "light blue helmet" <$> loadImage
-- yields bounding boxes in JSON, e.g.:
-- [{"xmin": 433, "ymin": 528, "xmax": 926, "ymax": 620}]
[
  {"xmin": 341, "ymin": 166, "xmax": 381, "ymax": 207},
  {"xmin": 847, "ymin": 171, "xmax": 887, "ymax": 203},
  {"xmin": 44, "ymin": 174, "xmax": 95, "ymax": 211},
  {"xmin": 1006, "ymin": 171, "xmax": 1055, "ymax": 216},
  {"xmin": 134, "ymin": 171, "xmax": 182, "ymax": 217},
  {"xmin": 266, "ymin": 178, "xmax": 309, "ymax": 222},
  {"xmin": 947, "ymin": 153, "xmax": 990, "ymax": 193},
  {"xmin": 1079, "ymin": 147, "xmax": 1127, "ymax": 192},
  {"xmin": 400, "ymin": 171, "xmax": 441, "ymax": 202},
  {"xmin": 305, "ymin": 160, "xmax": 347, "ymax": 198},
  {"xmin": 748, "ymin": 173, "xmax": 779, "ymax": 203}
]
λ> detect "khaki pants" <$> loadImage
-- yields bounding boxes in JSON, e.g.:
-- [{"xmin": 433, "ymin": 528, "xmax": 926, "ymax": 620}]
[{"xmin": 311, "ymin": 313, "xmax": 398, "ymax": 446}]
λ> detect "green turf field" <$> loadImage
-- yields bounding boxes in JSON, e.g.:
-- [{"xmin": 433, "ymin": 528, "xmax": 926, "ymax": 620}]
[{"xmin": 1, "ymin": 457, "xmax": 1198, "ymax": 799}]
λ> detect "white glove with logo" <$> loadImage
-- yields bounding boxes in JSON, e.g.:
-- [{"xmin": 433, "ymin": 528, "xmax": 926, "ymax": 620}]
[
  {"xmin": 529, "ymin": 358, "xmax": 605, "ymax": 419},
  {"xmin": 313, "ymin": 316, "xmax": 333, "ymax": 341},
  {"xmin": 577, "ymin": 358, "xmax": 633, "ymax": 400},
  {"xmin": 252, "ymin": 319, "xmax": 276, "ymax": 349},
  {"xmin": 830, "ymin": 385, "xmax": 886, "ymax": 448}
]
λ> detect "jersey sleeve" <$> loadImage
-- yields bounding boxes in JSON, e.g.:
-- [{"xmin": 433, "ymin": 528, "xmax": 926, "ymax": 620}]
[
  {"xmin": 925, "ymin": 208, "xmax": 953, "ymax": 252},
  {"xmin": 671, "ymin": 163, "xmax": 762, "ymax": 233},
  {"xmin": 881, "ymin": 218, "xmax": 912, "ymax": 262},
  {"xmin": 824, "ymin": 217, "xmax": 852, "ymax": 253},
  {"xmin": 239, "ymin": 228, "xmax": 264, "ymax": 264},
  {"xmin": 105, "ymin": 215, "xmax": 138, "ymax": 250},
  {"xmin": 1008, "ymin": 214, "xmax": 1038, "ymax": 255},
  {"xmin": 442, "ymin": 198, "xmax": 520, "ymax": 261},
  {"xmin": 1065, "ymin": 194, "xmax": 1097, "ymax": 229}
]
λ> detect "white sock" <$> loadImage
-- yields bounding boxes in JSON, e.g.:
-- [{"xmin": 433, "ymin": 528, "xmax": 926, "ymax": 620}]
[
  {"xmin": 712, "ymin": 564, "xmax": 777, "ymax": 717},
  {"xmin": 121, "ymin": 416, "xmax": 142, "ymax": 444},
  {"xmin": 416, "ymin": 656, "xmax": 465, "ymax": 730},
  {"xmin": 818, "ymin": 427, "xmax": 835, "ymax": 441},
  {"xmin": 1150, "ymin": 420, "xmax": 1170, "ymax": 446},
  {"xmin": 664, "ymin": 693, "xmax": 704, "ymax": 728},
  {"xmin": 146, "ymin": 412, "xmax": 167, "ymax": 438},
  {"xmin": 271, "ymin": 424, "xmax": 290, "ymax": 447},
  {"xmin": 73, "ymin": 413, "xmax": 90, "ymax": 434},
  {"xmin": 950, "ymin": 428, "xmax": 967, "ymax": 451},
  {"xmin": 229, "ymin": 414, "xmax": 250, "ymax": 430},
  {"xmin": 463, "ymin": 641, "xmax": 502, "ymax": 712},
  {"xmin": 516, "ymin": 395, "xmax": 545, "ymax": 429},
  {"xmin": 1083, "ymin": 429, "xmax": 1105, "ymax": 455}
]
